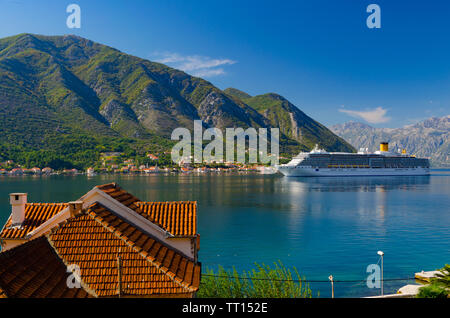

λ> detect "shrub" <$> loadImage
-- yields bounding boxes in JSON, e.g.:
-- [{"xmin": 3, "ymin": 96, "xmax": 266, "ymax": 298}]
[
  {"xmin": 417, "ymin": 264, "xmax": 450, "ymax": 298},
  {"xmin": 417, "ymin": 283, "xmax": 448, "ymax": 298},
  {"xmin": 198, "ymin": 261, "xmax": 313, "ymax": 298}
]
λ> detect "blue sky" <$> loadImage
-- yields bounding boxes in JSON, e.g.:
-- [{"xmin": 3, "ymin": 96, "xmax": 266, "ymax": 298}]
[{"xmin": 0, "ymin": 0, "xmax": 448, "ymax": 128}]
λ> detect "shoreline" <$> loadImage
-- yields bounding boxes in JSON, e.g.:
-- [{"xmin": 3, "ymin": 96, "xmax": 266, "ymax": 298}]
[{"xmin": 0, "ymin": 168, "xmax": 448, "ymax": 177}]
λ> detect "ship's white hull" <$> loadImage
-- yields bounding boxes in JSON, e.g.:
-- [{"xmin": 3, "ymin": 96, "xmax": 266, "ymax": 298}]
[{"xmin": 277, "ymin": 166, "xmax": 430, "ymax": 177}]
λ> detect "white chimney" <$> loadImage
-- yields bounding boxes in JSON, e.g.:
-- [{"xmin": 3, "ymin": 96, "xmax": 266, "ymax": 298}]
[{"xmin": 10, "ymin": 193, "xmax": 27, "ymax": 226}]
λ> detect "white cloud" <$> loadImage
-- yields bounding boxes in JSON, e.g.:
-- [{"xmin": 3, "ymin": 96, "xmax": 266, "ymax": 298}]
[
  {"xmin": 191, "ymin": 68, "xmax": 226, "ymax": 77},
  {"xmin": 339, "ymin": 107, "xmax": 391, "ymax": 124},
  {"xmin": 152, "ymin": 52, "xmax": 236, "ymax": 78}
]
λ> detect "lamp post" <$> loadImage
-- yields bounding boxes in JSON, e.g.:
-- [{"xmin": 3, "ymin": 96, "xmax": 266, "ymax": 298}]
[
  {"xmin": 377, "ymin": 251, "xmax": 384, "ymax": 296},
  {"xmin": 328, "ymin": 275, "xmax": 334, "ymax": 298}
]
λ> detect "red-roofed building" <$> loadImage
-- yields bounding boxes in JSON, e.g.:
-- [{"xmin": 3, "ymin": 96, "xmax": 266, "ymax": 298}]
[
  {"xmin": 0, "ymin": 183, "xmax": 201, "ymax": 298},
  {"xmin": 147, "ymin": 154, "xmax": 159, "ymax": 160}
]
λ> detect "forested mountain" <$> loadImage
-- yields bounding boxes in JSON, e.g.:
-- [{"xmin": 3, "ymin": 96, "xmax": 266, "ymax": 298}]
[{"xmin": 0, "ymin": 33, "xmax": 354, "ymax": 168}]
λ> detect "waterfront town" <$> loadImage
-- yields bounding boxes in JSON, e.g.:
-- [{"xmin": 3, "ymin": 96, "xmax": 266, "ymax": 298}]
[{"xmin": 0, "ymin": 152, "xmax": 282, "ymax": 176}]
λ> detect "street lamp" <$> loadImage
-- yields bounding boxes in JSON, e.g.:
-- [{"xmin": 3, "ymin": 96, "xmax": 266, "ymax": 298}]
[
  {"xmin": 328, "ymin": 275, "xmax": 334, "ymax": 298},
  {"xmin": 377, "ymin": 251, "xmax": 384, "ymax": 296}
]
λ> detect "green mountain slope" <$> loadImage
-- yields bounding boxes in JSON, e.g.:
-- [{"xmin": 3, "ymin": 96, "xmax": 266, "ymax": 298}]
[
  {"xmin": 225, "ymin": 89, "xmax": 354, "ymax": 152},
  {"xmin": 223, "ymin": 88, "xmax": 252, "ymax": 100},
  {"xmin": 0, "ymin": 34, "xmax": 354, "ymax": 168}
]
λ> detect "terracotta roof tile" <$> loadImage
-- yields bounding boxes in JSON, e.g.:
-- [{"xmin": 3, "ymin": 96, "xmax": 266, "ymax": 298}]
[
  {"xmin": 0, "ymin": 237, "xmax": 91, "ymax": 298},
  {"xmin": 0, "ymin": 203, "xmax": 68, "ymax": 239},
  {"xmin": 47, "ymin": 202, "xmax": 200, "ymax": 297},
  {"xmin": 97, "ymin": 183, "xmax": 198, "ymax": 237},
  {"xmin": 136, "ymin": 201, "xmax": 197, "ymax": 237}
]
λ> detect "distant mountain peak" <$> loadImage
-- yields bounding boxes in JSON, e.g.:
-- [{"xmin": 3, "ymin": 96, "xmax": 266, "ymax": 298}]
[
  {"xmin": 411, "ymin": 115, "xmax": 450, "ymax": 130},
  {"xmin": 331, "ymin": 116, "xmax": 450, "ymax": 167}
]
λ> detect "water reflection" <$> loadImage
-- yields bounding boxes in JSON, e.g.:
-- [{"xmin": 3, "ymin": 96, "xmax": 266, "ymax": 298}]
[
  {"xmin": 279, "ymin": 175, "xmax": 435, "ymax": 249},
  {"xmin": 280, "ymin": 175, "xmax": 431, "ymax": 193},
  {"xmin": 0, "ymin": 173, "xmax": 448, "ymax": 298}
]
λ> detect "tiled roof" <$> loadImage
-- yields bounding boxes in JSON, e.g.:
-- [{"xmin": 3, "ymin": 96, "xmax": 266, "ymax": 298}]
[
  {"xmin": 136, "ymin": 202, "xmax": 197, "ymax": 237},
  {"xmin": 0, "ymin": 203, "xmax": 68, "ymax": 239},
  {"xmin": 97, "ymin": 183, "xmax": 198, "ymax": 237},
  {"xmin": 0, "ymin": 237, "xmax": 91, "ymax": 298},
  {"xmin": 48, "ymin": 202, "xmax": 201, "ymax": 297},
  {"xmin": 0, "ymin": 184, "xmax": 199, "ymax": 240},
  {"xmin": 0, "ymin": 183, "xmax": 201, "ymax": 298}
]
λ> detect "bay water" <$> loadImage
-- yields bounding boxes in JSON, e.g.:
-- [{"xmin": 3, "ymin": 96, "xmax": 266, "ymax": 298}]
[{"xmin": 0, "ymin": 170, "xmax": 449, "ymax": 297}]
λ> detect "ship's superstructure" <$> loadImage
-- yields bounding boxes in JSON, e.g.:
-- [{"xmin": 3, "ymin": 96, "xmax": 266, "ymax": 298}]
[{"xmin": 277, "ymin": 143, "xmax": 430, "ymax": 177}]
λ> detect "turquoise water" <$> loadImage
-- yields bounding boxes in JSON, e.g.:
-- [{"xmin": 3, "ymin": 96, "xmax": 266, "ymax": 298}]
[{"xmin": 0, "ymin": 171, "xmax": 449, "ymax": 297}]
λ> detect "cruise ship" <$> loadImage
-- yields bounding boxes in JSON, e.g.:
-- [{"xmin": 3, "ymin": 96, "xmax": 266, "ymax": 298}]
[{"xmin": 277, "ymin": 142, "xmax": 430, "ymax": 177}]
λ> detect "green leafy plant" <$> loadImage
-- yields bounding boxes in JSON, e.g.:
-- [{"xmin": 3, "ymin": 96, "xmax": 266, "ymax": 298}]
[
  {"xmin": 198, "ymin": 261, "xmax": 313, "ymax": 298},
  {"xmin": 417, "ymin": 283, "xmax": 448, "ymax": 298},
  {"xmin": 417, "ymin": 264, "xmax": 450, "ymax": 298}
]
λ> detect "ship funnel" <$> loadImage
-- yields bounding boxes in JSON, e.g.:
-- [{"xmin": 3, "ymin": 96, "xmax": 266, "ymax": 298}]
[{"xmin": 380, "ymin": 142, "xmax": 389, "ymax": 152}]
